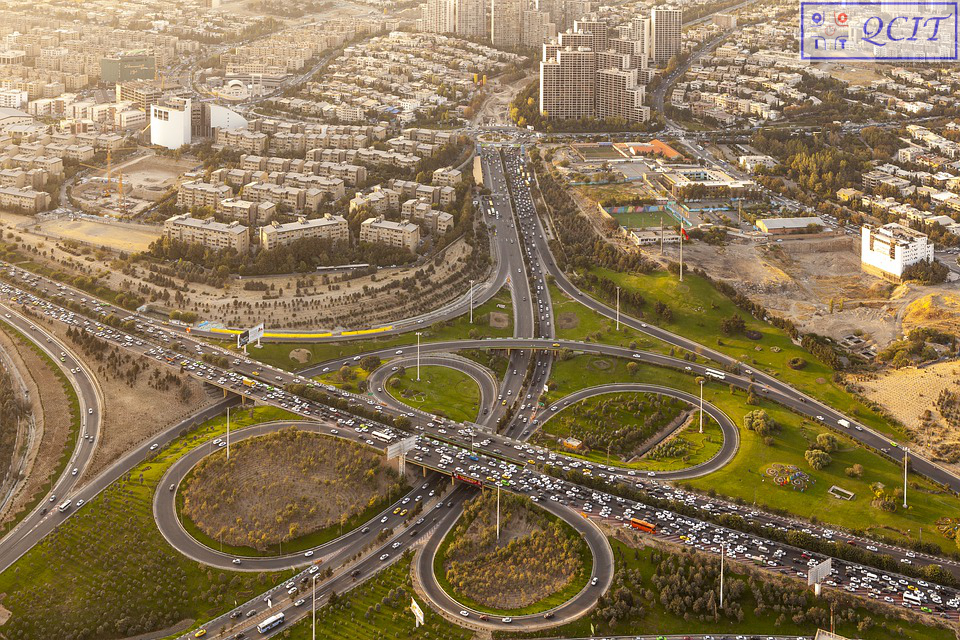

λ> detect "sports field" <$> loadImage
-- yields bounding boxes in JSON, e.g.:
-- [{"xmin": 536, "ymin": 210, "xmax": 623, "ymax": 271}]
[
  {"xmin": 572, "ymin": 144, "xmax": 624, "ymax": 160},
  {"xmin": 614, "ymin": 210, "xmax": 672, "ymax": 229}
]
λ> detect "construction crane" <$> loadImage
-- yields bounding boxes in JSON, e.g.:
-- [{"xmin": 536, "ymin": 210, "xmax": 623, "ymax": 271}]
[{"xmin": 76, "ymin": 144, "xmax": 140, "ymax": 211}]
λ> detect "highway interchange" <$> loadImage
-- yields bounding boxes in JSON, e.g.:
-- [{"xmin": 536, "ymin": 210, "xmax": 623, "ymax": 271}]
[
  {"xmin": 1, "ymin": 141, "xmax": 960, "ymax": 639},
  {"xmin": 0, "ymin": 141, "xmax": 959, "ymax": 640}
]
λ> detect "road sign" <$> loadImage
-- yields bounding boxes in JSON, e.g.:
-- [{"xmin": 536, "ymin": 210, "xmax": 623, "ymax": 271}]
[
  {"xmin": 410, "ymin": 597, "xmax": 424, "ymax": 627},
  {"xmin": 237, "ymin": 322, "xmax": 264, "ymax": 348},
  {"xmin": 808, "ymin": 558, "xmax": 832, "ymax": 587}
]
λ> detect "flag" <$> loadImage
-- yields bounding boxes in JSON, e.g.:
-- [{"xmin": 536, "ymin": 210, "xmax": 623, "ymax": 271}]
[{"xmin": 680, "ymin": 227, "xmax": 690, "ymax": 241}]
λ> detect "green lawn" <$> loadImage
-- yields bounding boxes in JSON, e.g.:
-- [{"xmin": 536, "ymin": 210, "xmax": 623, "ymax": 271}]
[
  {"xmin": 550, "ymin": 282, "xmax": 668, "ymax": 353},
  {"xmin": 0, "ymin": 318, "xmax": 81, "ymax": 540},
  {"xmin": 281, "ymin": 552, "xmax": 471, "ymax": 640},
  {"xmin": 387, "ymin": 365, "xmax": 481, "ymax": 423},
  {"xmin": 581, "ymin": 267, "xmax": 901, "ymax": 439},
  {"xmin": 433, "ymin": 492, "xmax": 593, "ymax": 616},
  {"xmin": 240, "ymin": 288, "xmax": 514, "ymax": 371},
  {"xmin": 0, "ymin": 406, "xmax": 298, "ymax": 640},
  {"xmin": 497, "ymin": 538, "xmax": 955, "ymax": 640},
  {"xmin": 317, "ymin": 365, "xmax": 371, "ymax": 392},
  {"xmin": 546, "ymin": 355, "xmax": 960, "ymax": 554}
]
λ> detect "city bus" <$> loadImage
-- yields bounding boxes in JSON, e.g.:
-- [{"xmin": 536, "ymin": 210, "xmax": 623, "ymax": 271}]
[
  {"xmin": 58, "ymin": 499, "xmax": 72, "ymax": 513},
  {"xmin": 704, "ymin": 368, "xmax": 726, "ymax": 381},
  {"xmin": 371, "ymin": 430, "xmax": 393, "ymax": 443},
  {"xmin": 903, "ymin": 591, "xmax": 923, "ymax": 607},
  {"xmin": 629, "ymin": 518, "xmax": 656, "ymax": 533},
  {"xmin": 257, "ymin": 612, "xmax": 285, "ymax": 634}
]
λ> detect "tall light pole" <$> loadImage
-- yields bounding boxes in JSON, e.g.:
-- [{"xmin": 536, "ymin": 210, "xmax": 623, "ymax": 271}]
[
  {"xmin": 720, "ymin": 542, "xmax": 725, "ymax": 608},
  {"xmin": 312, "ymin": 573, "xmax": 319, "ymax": 640},
  {"xmin": 415, "ymin": 332, "xmax": 422, "ymax": 381},
  {"xmin": 469, "ymin": 279, "xmax": 475, "ymax": 324},
  {"xmin": 496, "ymin": 484, "xmax": 501, "ymax": 542},
  {"xmin": 697, "ymin": 377, "xmax": 705, "ymax": 434},
  {"xmin": 226, "ymin": 406, "xmax": 230, "ymax": 460},
  {"xmin": 903, "ymin": 447, "xmax": 909, "ymax": 509},
  {"xmin": 615, "ymin": 286, "xmax": 621, "ymax": 331}
]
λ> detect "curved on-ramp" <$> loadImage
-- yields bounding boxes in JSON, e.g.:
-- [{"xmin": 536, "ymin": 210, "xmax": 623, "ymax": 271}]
[
  {"xmin": 536, "ymin": 383, "xmax": 740, "ymax": 480},
  {"xmin": 415, "ymin": 489, "xmax": 614, "ymax": 631},
  {"xmin": 366, "ymin": 353, "xmax": 500, "ymax": 427}
]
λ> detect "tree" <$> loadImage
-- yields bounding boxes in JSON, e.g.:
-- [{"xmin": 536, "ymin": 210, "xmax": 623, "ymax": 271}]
[
  {"xmin": 845, "ymin": 463, "xmax": 864, "ymax": 477},
  {"xmin": 815, "ymin": 432, "xmax": 838, "ymax": 452},
  {"xmin": 804, "ymin": 449, "xmax": 832, "ymax": 470},
  {"xmin": 626, "ymin": 361, "xmax": 639, "ymax": 376},
  {"xmin": 743, "ymin": 410, "xmax": 776, "ymax": 437},
  {"xmin": 359, "ymin": 355, "xmax": 382, "ymax": 372},
  {"xmin": 719, "ymin": 314, "xmax": 746, "ymax": 336}
]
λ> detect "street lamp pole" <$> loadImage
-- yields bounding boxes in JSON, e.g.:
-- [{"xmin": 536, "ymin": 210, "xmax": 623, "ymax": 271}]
[
  {"xmin": 903, "ymin": 447, "xmax": 909, "ymax": 509},
  {"xmin": 416, "ymin": 332, "xmax": 422, "ymax": 381},
  {"xmin": 226, "ymin": 406, "xmax": 230, "ymax": 460},
  {"xmin": 469, "ymin": 279, "xmax": 475, "ymax": 324},
  {"xmin": 720, "ymin": 542, "xmax": 725, "ymax": 609},
  {"xmin": 615, "ymin": 286, "xmax": 620, "ymax": 331},
  {"xmin": 699, "ymin": 378, "xmax": 704, "ymax": 434},
  {"xmin": 312, "ymin": 573, "xmax": 319, "ymax": 640}
]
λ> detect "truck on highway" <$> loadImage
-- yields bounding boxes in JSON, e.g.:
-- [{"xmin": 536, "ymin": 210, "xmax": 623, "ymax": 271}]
[
  {"xmin": 838, "ymin": 419, "xmax": 851, "ymax": 429},
  {"xmin": 241, "ymin": 377, "xmax": 255, "ymax": 387}
]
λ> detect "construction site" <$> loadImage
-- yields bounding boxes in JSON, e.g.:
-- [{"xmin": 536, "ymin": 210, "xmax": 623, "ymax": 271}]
[{"xmin": 70, "ymin": 150, "xmax": 198, "ymax": 219}]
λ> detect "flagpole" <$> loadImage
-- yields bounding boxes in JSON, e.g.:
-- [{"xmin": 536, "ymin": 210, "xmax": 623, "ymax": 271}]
[{"xmin": 679, "ymin": 227, "xmax": 684, "ymax": 282}]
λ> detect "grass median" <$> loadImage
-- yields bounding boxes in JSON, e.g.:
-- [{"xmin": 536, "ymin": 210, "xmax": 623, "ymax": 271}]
[{"xmin": 387, "ymin": 365, "xmax": 482, "ymax": 423}]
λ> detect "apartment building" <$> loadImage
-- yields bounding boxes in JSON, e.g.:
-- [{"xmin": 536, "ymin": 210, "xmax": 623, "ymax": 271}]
[
  {"xmin": 116, "ymin": 80, "xmax": 163, "ymax": 112},
  {"xmin": 401, "ymin": 199, "xmax": 455, "ymax": 234},
  {"xmin": 456, "ymin": 0, "xmax": 488, "ymax": 38},
  {"xmin": 432, "ymin": 167, "xmax": 463, "ymax": 187},
  {"xmin": 349, "ymin": 186, "xmax": 401, "ymax": 215},
  {"xmin": 651, "ymin": 7, "xmax": 682, "ymax": 64},
  {"xmin": 0, "ymin": 186, "xmax": 49, "ymax": 212},
  {"xmin": 421, "ymin": 0, "xmax": 457, "ymax": 34},
  {"xmin": 215, "ymin": 128, "xmax": 269, "ymax": 154},
  {"xmin": 861, "ymin": 223, "xmax": 935, "ymax": 281},
  {"xmin": 359, "ymin": 215, "xmax": 420, "ymax": 252},
  {"xmin": 217, "ymin": 198, "xmax": 276, "ymax": 226},
  {"xmin": 163, "ymin": 214, "xmax": 250, "ymax": 253},
  {"xmin": 491, "ymin": 0, "xmax": 523, "ymax": 48},
  {"xmin": 177, "ymin": 180, "xmax": 233, "ymax": 209},
  {"xmin": 259, "ymin": 214, "xmax": 349, "ymax": 250}
]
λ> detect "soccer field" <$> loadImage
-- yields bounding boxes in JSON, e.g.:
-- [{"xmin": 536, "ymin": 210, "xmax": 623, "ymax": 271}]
[{"xmin": 614, "ymin": 210, "xmax": 672, "ymax": 229}]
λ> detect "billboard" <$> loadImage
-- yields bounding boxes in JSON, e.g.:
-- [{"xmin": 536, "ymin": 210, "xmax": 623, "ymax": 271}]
[
  {"xmin": 386, "ymin": 436, "xmax": 417, "ymax": 460},
  {"xmin": 807, "ymin": 558, "xmax": 832, "ymax": 586},
  {"xmin": 237, "ymin": 322, "xmax": 265, "ymax": 348},
  {"xmin": 410, "ymin": 597, "xmax": 424, "ymax": 627},
  {"xmin": 454, "ymin": 473, "xmax": 482, "ymax": 487}
]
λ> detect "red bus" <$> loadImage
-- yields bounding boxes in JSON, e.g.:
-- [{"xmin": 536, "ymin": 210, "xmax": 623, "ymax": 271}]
[{"xmin": 629, "ymin": 518, "xmax": 656, "ymax": 533}]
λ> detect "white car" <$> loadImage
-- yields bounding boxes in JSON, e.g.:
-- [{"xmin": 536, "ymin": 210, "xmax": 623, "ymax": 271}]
[
  {"xmin": 379, "ymin": 553, "xmax": 389, "ymax": 561},
  {"xmin": 304, "ymin": 550, "xmax": 314, "ymax": 557}
]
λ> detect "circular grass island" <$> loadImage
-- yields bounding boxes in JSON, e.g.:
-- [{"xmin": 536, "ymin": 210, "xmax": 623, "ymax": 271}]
[
  {"xmin": 532, "ymin": 391, "xmax": 724, "ymax": 472},
  {"xmin": 434, "ymin": 491, "xmax": 592, "ymax": 615},
  {"xmin": 387, "ymin": 365, "xmax": 481, "ymax": 423},
  {"xmin": 177, "ymin": 428, "xmax": 408, "ymax": 556}
]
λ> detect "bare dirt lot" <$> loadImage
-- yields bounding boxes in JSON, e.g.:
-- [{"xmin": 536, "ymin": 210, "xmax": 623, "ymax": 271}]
[
  {"xmin": 679, "ymin": 237, "xmax": 959, "ymax": 348},
  {"xmin": 19, "ymin": 306, "xmax": 212, "ymax": 480},
  {"xmin": 182, "ymin": 429, "xmax": 404, "ymax": 550},
  {"xmin": 35, "ymin": 218, "xmax": 160, "ymax": 253},
  {"xmin": 0, "ymin": 324, "xmax": 72, "ymax": 532},
  {"xmin": 856, "ymin": 361, "xmax": 960, "ymax": 469}
]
